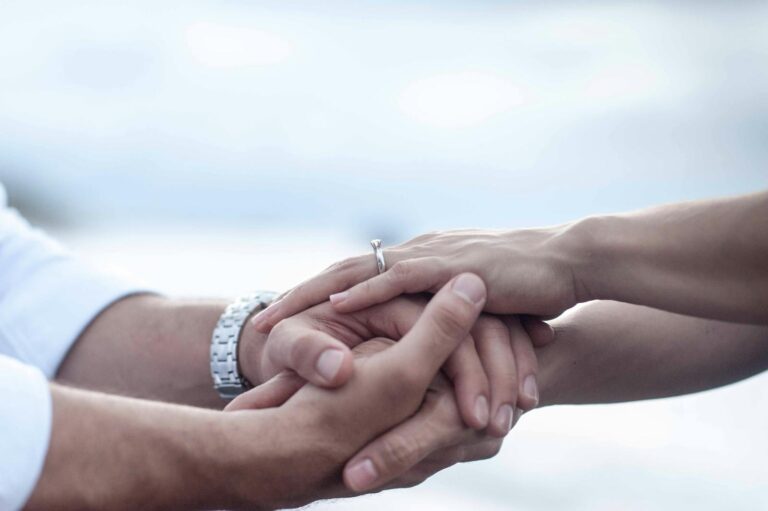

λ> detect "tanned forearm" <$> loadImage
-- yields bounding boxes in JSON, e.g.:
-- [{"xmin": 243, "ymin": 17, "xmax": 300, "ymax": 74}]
[
  {"xmin": 571, "ymin": 191, "xmax": 768, "ymax": 324},
  {"xmin": 537, "ymin": 301, "xmax": 768, "ymax": 407},
  {"xmin": 25, "ymin": 384, "xmax": 242, "ymax": 511},
  {"xmin": 55, "ymin": 295, "xmax": 266, "ymax": 409}
]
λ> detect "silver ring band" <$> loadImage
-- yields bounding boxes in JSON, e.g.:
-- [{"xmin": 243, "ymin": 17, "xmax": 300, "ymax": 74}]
[{"xmin": 370, "ymin": 239, "xmax": 386, "ymax": 274}]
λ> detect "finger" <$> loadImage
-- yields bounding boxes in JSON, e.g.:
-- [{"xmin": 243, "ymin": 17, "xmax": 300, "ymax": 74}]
[
  {"xmin": 376, "ymin": 273, "xmax": 487, "ymax": 393},
  {"xmin": 521, "ymin": 315, "xmax": 556, "ymax": 347},
  {"xmin": 459, "ymin": 437, "xmax": 504, "ymax": 463},
  {"xmin": 343, "ymin": 394, "xmax": 480, "ymax": 492},
  {"xmin": 264, "ymin": 323, "xmax": 355, "ymax": 387},
  {"xmin": 473, "ymin": 316, "xmax": 518, "ymax": 437},
  {"xmin": 352, "ymin": 295, "xmax": 427, "ymax": 340},
  {"xmin": 250, "ymin": 254, "xmax": 374, "ymax": 332},
  {"xmin": 382, "ymin": 435, "xmax": 506, "ymax": 491},
  {"xmin": 380, "ymin": 447, "xmax": 464, "ymax": 491},
  {"xmin": 505, "ymin": 316, "xmax": 540, "ymax": 410},
  {"xmin": 330, "ymin": 257, "xmax": 448, "ymax": 313},
  {"xmin": 442, "ymin": 336, "xmax": 491, "ymax": 430},
  {"xmin": 225, "ymin": 371, "xmax": 305, "ymax": 411}
]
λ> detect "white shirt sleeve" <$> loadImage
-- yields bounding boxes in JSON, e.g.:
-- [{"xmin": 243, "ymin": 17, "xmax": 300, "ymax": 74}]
[
  {"xmin": 0, "ymin": 184, "xmax": 148, "ymax": 510},
  {"xmin": 0, "ymin": 356, "xmax": 52, "ymax": 511}
]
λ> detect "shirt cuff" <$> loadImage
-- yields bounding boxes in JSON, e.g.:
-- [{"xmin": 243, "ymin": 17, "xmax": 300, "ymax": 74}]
[
  {"xmin": 0, "ymin": 257, "xmax": 148, "ymax": 378},
  {"xmin": 0, "ymin": 355, "xmax": 52, "ymax": 511}
]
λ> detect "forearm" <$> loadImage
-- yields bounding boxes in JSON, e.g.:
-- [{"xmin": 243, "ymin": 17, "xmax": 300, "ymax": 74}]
[
  {"xmin": 56, "ymin": 295, "xmax": 267, "ymax": 408},
  {"xmin": 537, "ymin": 301, "xmax": 768, "ymax": 406},
  {"xmin": 570, "ymin": 191, "xmax": 768, "ymax": 323},
  {"xmin": 26, "ymin": 385, "xmax": 234, "ymax": 511}
]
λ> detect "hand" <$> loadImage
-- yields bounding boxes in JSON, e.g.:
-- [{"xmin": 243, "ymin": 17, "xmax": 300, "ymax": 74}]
[
  {"xmin": 240, "ymin": 294, "xmax": 547, "ymax": 433},
  {"xmin": 223, "ymin": 273, "xmax": 498, "ymax": 507},
  {"xmin": 251, "ymin": 227, "xmax": 582, "ymax": 332},
  {"xmin": 229, "ymin": 338, "xmax": 520, "ymax": 495}
]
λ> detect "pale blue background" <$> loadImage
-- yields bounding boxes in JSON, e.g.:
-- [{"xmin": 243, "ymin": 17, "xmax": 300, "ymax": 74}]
[{"xmin": 1, "ymin": 1, "xmax": 766, "ymax": 509}]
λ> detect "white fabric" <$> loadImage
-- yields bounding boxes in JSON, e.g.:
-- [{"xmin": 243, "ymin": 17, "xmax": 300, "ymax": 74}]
[
  {"xmin": 0, "ymin": 184, "xmax": 142, "ymax": 510},
  {"xmin": 0, "ymin": 356, "xmax": 51, "ymax": 511}
]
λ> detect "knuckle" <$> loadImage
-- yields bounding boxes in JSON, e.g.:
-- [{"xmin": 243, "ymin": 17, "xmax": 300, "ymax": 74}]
[
  {"xmin": 287, "ymin": 333, "xmax": 316, "ymax": 369},
  {"xmin": 389, "ymin": 261, "xmax": 413, "ymax": 283},
  {"xmin": 380, "ymin": 434, "xmax": 421, "ymax": 472}
]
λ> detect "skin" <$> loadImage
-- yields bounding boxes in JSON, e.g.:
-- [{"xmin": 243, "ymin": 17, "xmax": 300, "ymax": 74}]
[
  {"xmin": 538, "ymin": 300, "xmax": 768, "ymax": 406},
  {"xmin": 246, "ymin": 299, "xmax": 768, "ymax": 494},
  {"xmin": 242, "ymin": 190, "xmax": 768, "ymax": 492},
  {"xmin": 252, "ymin": 190, "xmax": 768, "ymax": 326},
  {"xmin": 57, "ymin": 293, "xmax": 540, "ymax": 434},
  {"xmin": 27, "ymin": 274, "xmax": 491, "ymax": 510},
  {"xmin": 227, "ymin": 338, "xmax": 509, "ymax": 494},
  {"xmin": 26, "ymin": 190, "xmax": 768, "ymax": 506}
]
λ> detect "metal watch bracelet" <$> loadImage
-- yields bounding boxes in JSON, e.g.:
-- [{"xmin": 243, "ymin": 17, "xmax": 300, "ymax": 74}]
[{"xmin": 210, "ymin": 291, "xmax": 278, "ymax": 400}]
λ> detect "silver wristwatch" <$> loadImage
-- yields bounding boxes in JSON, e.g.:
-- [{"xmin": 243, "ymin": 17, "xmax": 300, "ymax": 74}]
[{"xmin": 210, "ymin": 291, "xmax": 278, "ymax": 400}]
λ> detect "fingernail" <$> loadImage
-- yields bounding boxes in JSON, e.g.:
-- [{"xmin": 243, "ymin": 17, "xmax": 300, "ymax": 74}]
[
  {"xmin": 474, "ymin": 395, "xmax": 490, "ymax": 426},
  {"xmin": 316, "ymin": 349, "xmax": 345, "ymax": 383},
  {"xmin": 495, "ymin": 404, "xmax": 514, "ymax": 433},
  {"xmin": 250, "ymin": 305, "xmax": 277, "ymax": 331},
  {"xmin": 346, "ymin": 458, "xmax": 378, "ymax": 491},
  {"xmin": 451, "ymin": 274, "xmax": 485, "ymax": 305},
  {"xmin": 523, "ymin": 375, "xmax": 539, "ymax": 407},
  {"xmin": 329, "ymin": 291, "xmax": 349, "ymax": 305}
]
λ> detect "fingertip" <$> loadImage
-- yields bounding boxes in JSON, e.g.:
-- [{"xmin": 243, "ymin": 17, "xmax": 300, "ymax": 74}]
[
  {"xmin": 487, "ymin": 404, "xmax": 514, "ymax": 438},
  {"xmin": 329, "ymin": 291, "xmax": 349, "ymax": 307},
  {"xmin": 523, "ymin": 317, "xmax": 556, "ymax": 347},
  {"xmin": 344, "ymin": 457, "xmax": 379, "ymax": 492},
  {"xmin": 450, "ymin": 273, "xmax": 487, "ymax": 306},
  {"xmin": 456, "ymin": 391, "xmax": 490, "ymax": 430},
  {"xmin": 313, "ymin": 346, "xmax": 354, "ymax": 387},
  {"xmin": 474, "ymin": 395, "xmax": 490, "ymax": 429},
  {"xmin": 518, "ymin": 374, "xmax": 540, "ymax": 411},
  {"xmin": 251, "ymin": 304, "xmax": 279, "ymax": 333}
]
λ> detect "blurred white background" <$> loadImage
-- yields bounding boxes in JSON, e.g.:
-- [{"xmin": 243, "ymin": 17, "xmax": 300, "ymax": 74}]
[{"xmin": 1, "ymin": 1, "xmax": 767, "ymax": 509}]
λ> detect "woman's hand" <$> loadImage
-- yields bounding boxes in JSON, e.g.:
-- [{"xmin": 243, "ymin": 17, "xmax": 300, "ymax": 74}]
[
  {"xmin": 241, "ymin": 293, "xmax": 547, "ymax": 434},
  {"xmin": 251, "ymin": 227, "xmax": 585, "ymax": 333}
]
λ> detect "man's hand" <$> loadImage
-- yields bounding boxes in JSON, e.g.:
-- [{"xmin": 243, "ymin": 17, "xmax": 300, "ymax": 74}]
[
  {"xmin": 27, "ymin": 274, "xmax": 489, "ymax": 510},
  {"xmin": 224, "ymin": 273, "xmax": 490, "ymax": 508},
  {"xmin": 240, "ymin": 295, "xmax": 545, "ymax": 436},
  {"xmin": 229, "ymin": 337, "xmax": 515, "ymax": 494}
]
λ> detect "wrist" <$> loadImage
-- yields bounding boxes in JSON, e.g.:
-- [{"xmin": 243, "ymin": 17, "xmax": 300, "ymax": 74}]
[
  {"xmin": 561, "ymin": 214, "xmax": 624, "ymax": 304},
  {"xmin": 221, "ymin": 406, "xmax": 344, "ymax": 510},
  {"xmin": 238, "ymin": 325, "xmax": 269, "ymax": 386}
]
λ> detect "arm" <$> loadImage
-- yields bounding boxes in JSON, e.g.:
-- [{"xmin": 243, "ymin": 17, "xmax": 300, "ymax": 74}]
[
  {"xmin": 26, "ymin": 384, "xmax": 241, "ymax": 511},
  {"xmin": 571, "ymin": 190, "xmax": 768, "ymax": 324},
  {"xmin": 55, "ymin": 295, "xmax": 232, "ymax": 408},
  {"xmin": 537, "ymin": 301, "xmax": 768, "ymax": 407},
  {"xmin": 255, "ymin": 190, "xmax": 768, "ymax": 327},
  {"xmin": 27, "ymin": 274, "xmax": 488, "ymax": 510},
  {"xmin": 57, "ymin": 292, "xmax": 541, "ymax": 437}
]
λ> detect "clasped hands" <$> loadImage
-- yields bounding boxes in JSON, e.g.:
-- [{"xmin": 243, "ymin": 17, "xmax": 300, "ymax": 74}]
[{"xmin": 224, "ymin": 273, "xmax": 553, "ymax": 509}]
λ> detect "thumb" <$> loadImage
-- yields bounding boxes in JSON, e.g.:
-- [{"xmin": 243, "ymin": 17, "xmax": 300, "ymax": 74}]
[{"xmin": 376, "ymin": 273, "xmax": 486, "ymax": 392}]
